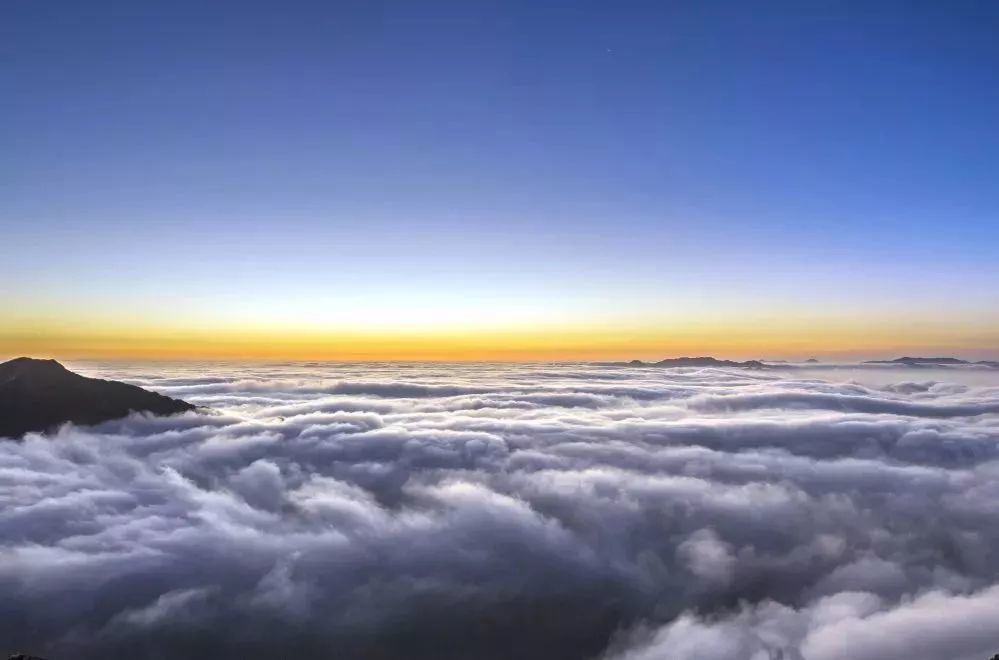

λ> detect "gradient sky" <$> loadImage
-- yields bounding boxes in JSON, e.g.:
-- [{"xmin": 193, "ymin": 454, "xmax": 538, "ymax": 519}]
[{"xmin": 3, "ymin": 0, "xmax": 998, "ymax": 360}]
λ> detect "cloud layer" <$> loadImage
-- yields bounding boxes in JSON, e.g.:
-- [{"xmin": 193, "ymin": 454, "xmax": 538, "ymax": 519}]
[{"xmin": 2, "ymin": 362, "xmax": 999, "ymax": 659}]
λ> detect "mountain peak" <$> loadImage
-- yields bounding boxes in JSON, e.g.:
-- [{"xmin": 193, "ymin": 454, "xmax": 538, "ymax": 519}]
[
  {"xmin": 0, "ymin": 356, "xmax": 68, "ymax": 378},
  {"xmin": 0, "ymin": 357, "xmax": 195, "ymax": 439},
  {"xmin": 865, "ymin": 356, "xmax": 971, "ymax": 366}
]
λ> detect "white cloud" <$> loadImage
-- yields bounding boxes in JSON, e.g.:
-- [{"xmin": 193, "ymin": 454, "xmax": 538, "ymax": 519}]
[{"xmin": 1, "ymin": 362, "xmax": 998, "ymax": 659}]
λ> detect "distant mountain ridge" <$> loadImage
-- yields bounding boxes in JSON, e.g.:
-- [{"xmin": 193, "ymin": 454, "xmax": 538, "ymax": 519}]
[
  {"xmin": 865, "ymin": 356, "xmax": 999, "ymax": 368},
  {"xmin": 599, "ymin": 356, "xmax": 772, "ymax": 369},
  {"xmin": 596, "ymin": 355, "xmax": 999, "ymax": 370},
  {"xmin": 0, "ymin": 357, "xmax": 195, "ymax": 439}
]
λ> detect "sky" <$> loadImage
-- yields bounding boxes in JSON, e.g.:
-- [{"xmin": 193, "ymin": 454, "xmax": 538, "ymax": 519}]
[{"xmin": 3, "ymin": 0, "xmax": 998, "ymax": 360}]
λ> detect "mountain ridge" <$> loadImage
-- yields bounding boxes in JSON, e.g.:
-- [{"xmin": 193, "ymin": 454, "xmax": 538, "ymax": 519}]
[
  {"xmin": 597, "ymin": 356, "xmax": 772, "ymax": 369},
  {"xmin": 865, "ymin": 356, "xmax": 999, "ymax": 367},
  {"xmin": 0, "ymin": 357, "xmax": 195, "ymax": 439},
  {"xmin": 596, "ymin": 355, "xmax": 999, "ymax": 369}
]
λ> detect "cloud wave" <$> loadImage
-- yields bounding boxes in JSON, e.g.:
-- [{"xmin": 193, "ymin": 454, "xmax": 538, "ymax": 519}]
[{"xmin": 2, "ymin": 362, "xmax": 999, "ymax": 659}]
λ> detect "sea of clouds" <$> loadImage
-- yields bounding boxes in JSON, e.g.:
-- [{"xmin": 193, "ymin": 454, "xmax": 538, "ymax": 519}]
[{"xmin": 3, "ymin": 361, "xmax": 999, "ymax": 659}]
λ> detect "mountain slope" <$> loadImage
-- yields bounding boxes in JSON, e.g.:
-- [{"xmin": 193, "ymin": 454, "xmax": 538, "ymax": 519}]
[{"xmin": 0, "ymin": 357, "xmax": 195, "ymax": 439}]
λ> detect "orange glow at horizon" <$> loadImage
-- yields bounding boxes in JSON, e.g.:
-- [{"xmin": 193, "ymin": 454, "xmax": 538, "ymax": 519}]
[{"xmin": 3, "ymin": 316, "xmax": 997, "ymax": 362}]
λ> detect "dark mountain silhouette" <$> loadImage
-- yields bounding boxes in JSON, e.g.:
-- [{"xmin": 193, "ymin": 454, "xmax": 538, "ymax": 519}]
[
  {"xmin": 0, "ymin": 357, "xmax": 195, "ymax": 439},
  {"xmin": 601, "ymin": 356, "xmax": 773, "ymax": 369},
  {"xmin": 865, "ymin": 356, "xmax": 999, "ymax": 368},
  {"xmin": 866, "ymin": 356, "xmax": 969, "ymax": 365}
]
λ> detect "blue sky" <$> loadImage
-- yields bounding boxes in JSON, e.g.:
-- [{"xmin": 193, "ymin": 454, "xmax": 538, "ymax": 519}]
[{"xmin": 2, "ymin": 0, "xmax": 998, "ymax": 358}]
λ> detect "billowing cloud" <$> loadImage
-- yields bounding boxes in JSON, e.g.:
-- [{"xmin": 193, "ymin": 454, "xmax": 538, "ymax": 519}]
[{"xmin": 2, "ymin": 363, "xmax": 999, "ymax": 659}]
